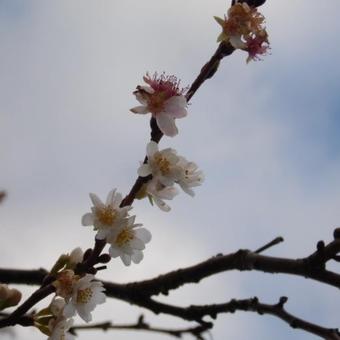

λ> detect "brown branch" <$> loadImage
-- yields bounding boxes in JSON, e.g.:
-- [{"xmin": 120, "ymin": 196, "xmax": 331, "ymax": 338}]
[
  {"xmin": 70, "ymin": 315, "xmax": 210, "ymax": 340},
  {"xmin": 2, "ymin": 232, "xmax": 340, "ymax": 298},
  {"xmin": 255, "ymin": 236, "xmax": 284, "ymax": 253},
  {"xmin": 126, "ymin": 297, "xmax": 340, "ymax": 340}
]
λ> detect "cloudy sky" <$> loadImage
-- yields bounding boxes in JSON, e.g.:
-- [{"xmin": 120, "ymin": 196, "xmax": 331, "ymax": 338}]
[{"xmin": 1, "ymin": 1, "xmax": 340, "ymax": 339}]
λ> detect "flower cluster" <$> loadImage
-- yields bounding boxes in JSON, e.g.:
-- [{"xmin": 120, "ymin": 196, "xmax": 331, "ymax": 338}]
[
  {"xmin": 137, "ymin": 141, "xmax": 204, "ymax": 211},
  {"xmin": 131, "ymin": 72, "xmax": 188, "ymax": 137},
  {"xmin": 82, "ymin": 189, "xmax": 151, "ymax": 266},
  {"xmin": 214, "ymin": 2, "xmax": 269, "ymax": 62},
  {"xmin": 35, "ymin": 251, "xmax": 106, "ymax": 339}
]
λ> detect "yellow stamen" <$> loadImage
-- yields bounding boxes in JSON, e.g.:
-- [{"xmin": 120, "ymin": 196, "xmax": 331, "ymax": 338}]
[
  {"xmin": 77, "ymin": 287, "xmax": 93, "ymax": 304},
  {"xmin": 96, "ymin": 206, "xmax": 117, "ymax": 225},
  {"xmin": 116, "ymin": 228, "xmax": 134, "ymax": 247},
  {"xmin": 154, "ymin": 154, "xmax": 171, "ymax": 175}
]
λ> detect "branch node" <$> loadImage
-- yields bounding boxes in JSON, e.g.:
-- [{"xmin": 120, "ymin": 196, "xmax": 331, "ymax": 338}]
[
  {"xmin": 277, "ymin": 296, "xmax": 288, "ymax": 309},
  {"xmin": 333, "ymin": 228, "xmax": 340, "ymax": 240},
  {"xmin": 317, "ymin": 240, "xmax": 325, "ymax": 252}
]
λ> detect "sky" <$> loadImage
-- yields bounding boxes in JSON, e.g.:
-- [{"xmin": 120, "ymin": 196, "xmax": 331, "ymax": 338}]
[{"xmin": 1, "ymin": 1, "xmax": 340, "ymax": 339}]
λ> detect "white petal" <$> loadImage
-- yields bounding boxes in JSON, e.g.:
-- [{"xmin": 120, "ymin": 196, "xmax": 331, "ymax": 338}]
[
  {"xmin": 135, "ymin": 228, "xmax": 152, "ymax": 243},
  {"xmin": 63, "ymin": 303, "xmax": 76, "ymax": 318},
  {"xmin": 89, "ymin": 193, "xmax": 104, "ymax": 208},
  {"xmin": 138, "ymin": 164, "xmax": 152, "ymax": 177},
  {"xmin": 130, "ymin": 105, "xmax": 149, "ymax": 114},
  {"xmin": 159, "ymin": 176, "xmax": 175, "ymax": 187},
  {"xmin": 121, "ymin": 254, "xmax": 131, "ymax": 266},
  {"xmin": 105, "ymin": 189, "xmax": 116, "ymax": 206},
  {"xmin": 109, "ymin": 246, "xmax": 121, "ymax": 258},
  {"xmin": 129, "ymin": 238, "xmax": 145, "ymax": 250},
  {"xmin": 139, "ymin": 85, "xmax": 154, "ymax": 94},
  {"xmin": 164, "ymin": 96, "xmax": 188, "ymax": 118},
  {"xmin": 77, "ymin": 306, "xmax": 92, "ymax": 323},
  {"xmin": 81, "ymin": 213, "xmax": 94, "ymax": 226},
  {"xmin": 156, "ymin": 113, "xmax": 178, "ymax": 137},
  {"xmin": 112, "ymin": 192, "xmax": 122, "ymax": 206},
  {"xmin": 158, "ymin": 186, "xmax": 179, "ymax": 200},
  {"xmin": 146, "ymin": 141, "xmax": 159, "ymax": 158},
  {"xmin": 180, "ymin": 184, "xmax": 195, "ymax": 197},
  {"xmin": 131, "ymin": 250, "xmax": 144, "ymax": 264},
  {"xmin": 153, "ymin": 197, "xmax": 171, "ymax": 212}
]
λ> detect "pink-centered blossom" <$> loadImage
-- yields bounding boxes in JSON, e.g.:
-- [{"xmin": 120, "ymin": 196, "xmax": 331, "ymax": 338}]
[
  {"xmin": 214, "ymin": 2, "xmax": 270, "ymax": 62},
  {"xmin": 130, "ymin": 72, "xmax": 188, "ymax": 137}
]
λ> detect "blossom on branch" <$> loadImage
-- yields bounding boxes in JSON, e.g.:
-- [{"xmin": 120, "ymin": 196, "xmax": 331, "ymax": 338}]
[
  {"xmin": 34, "ymin": 297, "xmax": 74, "ymax": 340},
  {"xmin": 63, "ymin": 274, "xmax": 106, "ymax": 323},
  {"xmin": 137, "ymin": 142, "xmax": 204, "ymax": 210},
  {"xmin": 138, "ymin": 141, "xmax": 182, "ymax": 186},
  {"xmin": 106, "ymin": 215, "xmax": 152, "ymax": 266},
  {"xmin": 82, "ymin": 189, "xmax": 132, "ymax": 240},
  {"xmin": 130, "ymin": 72, "xmax": 188, "ymax": 137},
  {"xmin": 176, "ymin": 157, "xmax": 205, "ymax": 197},
  {"xmin": 214, "ymin": 2, "xmax": 269, "ymax": 62}
]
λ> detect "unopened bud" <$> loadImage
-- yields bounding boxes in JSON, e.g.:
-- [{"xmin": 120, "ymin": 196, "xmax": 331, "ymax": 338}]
[
  {"xmin": 7, "ymin": 289, "xmax": 22, "ymax": 307},
  {"xmin": 69, "ymin": 247, "xmax": 84, "ymax": 265}
]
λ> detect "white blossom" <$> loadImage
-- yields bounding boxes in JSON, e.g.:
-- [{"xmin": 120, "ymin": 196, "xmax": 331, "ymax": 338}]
[
  {"xmin": 131, "ymin": 73, "xmax": 187, "ymax": 137},
  {"xmin": 106, "ymin": 216, "xmax": 152, "ymax": 266},
  {"xmin": 82, "ymin": 189, "xmax": 131, "ymax": 240},
  {"xmin": 138, "ymin": 142, "xmax": 204, "ymax": 210},
  {"xmin": 63, "ymin": 274, "xmax": 106, "ymax": 323},
  {"xmin": 176, "ymin": 157, "xmax": 205, "ymax": 197},
  {"xmin": 138, "ymin": 141, "xmax": 181, "ymax": 186}
]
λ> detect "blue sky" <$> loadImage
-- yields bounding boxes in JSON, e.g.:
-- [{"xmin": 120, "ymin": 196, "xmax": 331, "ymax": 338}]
[{"xmin": 1, "ymin": 1, "xmax": 340, "ymax": 340}]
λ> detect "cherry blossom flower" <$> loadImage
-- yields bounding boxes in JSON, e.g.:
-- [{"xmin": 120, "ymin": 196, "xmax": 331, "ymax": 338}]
[
  {"xmin": 176, "ymin": 157, "xmax": 205, "ymax": 197},
  {"xmin": 131, "ymin": 72, "xmax": 187, "ymax": 137},
  {"xmin": 106, "ymin": 216, "xmax": 152, "ymax": 266},
  {"xmin": 137, "ymin": 142, "xmax": 204, "ymax": 209},
  {"xmin": 82, "ymin": 189, "xmax": 131, "ymax": 240},
  {"xmin": 245, "ymin": 30, "xmax": 270, "ymax": 63},
  {"xmin": 63, "ymin": 274, "xmax": 106, "ymax": 323},
  {"xmin": 138, "ymin": 141, "xmax": 181, "ymax": 186},
  {"xmin": 214, "ymin": 2, "xmax": 269, "ymax": 62},
  {"xmin": 53, "ymin": 270, "xmax": 77, "ymax": 299},
  {"xmin": 35, "ymin": 298, "xmax": 74, "ymax": 340}
]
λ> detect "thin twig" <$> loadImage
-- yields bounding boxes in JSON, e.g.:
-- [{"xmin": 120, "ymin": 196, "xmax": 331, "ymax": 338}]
[
  {"xmin": 70, "ymin": 315, "xmax": 210, "ymax": 340},
  {"xmin": 255, "ymin": 236, "xmax": 284, "ymax": 253}
]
